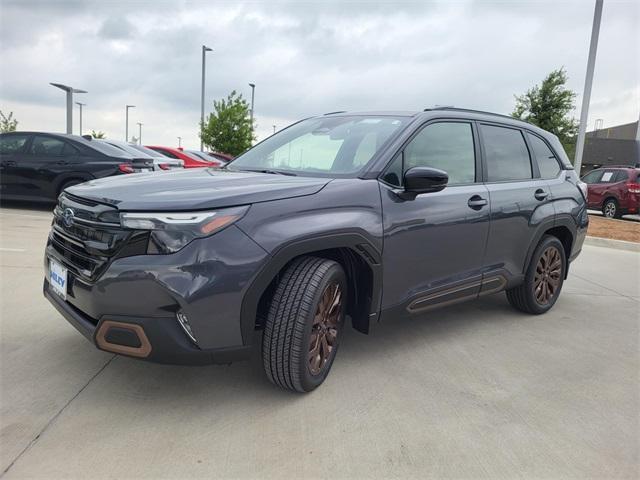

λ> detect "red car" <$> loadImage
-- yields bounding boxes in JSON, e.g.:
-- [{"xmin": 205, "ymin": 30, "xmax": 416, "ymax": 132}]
[
  {"xmin": 581, "ymin": 166, "xmax": 640, "ymax": 218},
  {"xmin": 146, "ymin": 146, "xmax": 223, "ymax": 168}
]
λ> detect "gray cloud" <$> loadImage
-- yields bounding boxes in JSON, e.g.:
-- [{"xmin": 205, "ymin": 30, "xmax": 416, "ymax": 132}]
[{"xmin": 0, "ymin": 0, "xmax": 638, "ymax": 147}]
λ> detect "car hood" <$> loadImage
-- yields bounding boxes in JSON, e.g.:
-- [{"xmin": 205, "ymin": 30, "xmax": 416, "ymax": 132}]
[{"xmin": 67, "ymin": 168, "xmax": 331, "ymax": 211}]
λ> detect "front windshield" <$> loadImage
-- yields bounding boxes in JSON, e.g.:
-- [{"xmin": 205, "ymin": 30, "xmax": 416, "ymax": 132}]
[{"xmin": 229, "ymin": 115, "xmax": 409, "ymax": 175}]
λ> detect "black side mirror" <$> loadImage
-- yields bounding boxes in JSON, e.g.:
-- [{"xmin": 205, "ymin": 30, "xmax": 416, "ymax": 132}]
[{"xmin": 404, "ymin": 167, "xmax": 448, "ymax": 195}]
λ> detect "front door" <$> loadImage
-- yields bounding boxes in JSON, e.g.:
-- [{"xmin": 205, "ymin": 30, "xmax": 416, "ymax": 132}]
[{"xmin": 380, "ymin": 120, "xmax": 491, "ymax": 315}]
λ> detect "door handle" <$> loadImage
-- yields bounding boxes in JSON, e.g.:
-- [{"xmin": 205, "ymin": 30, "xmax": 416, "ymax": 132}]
[
  {"xmin": 2, "ymin": 160, "xmax": 16, "ymax": 166},
  {"xmin": 534, "ymin": 189, "xmax": 549, "ymax": 201},
  {"xmin": 468, "ymin": 195, "xmax": 488, "ymax": 210}
]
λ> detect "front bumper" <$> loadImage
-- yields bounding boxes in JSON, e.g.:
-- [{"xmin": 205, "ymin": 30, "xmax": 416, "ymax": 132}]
[{"xmin": 44, "ymin": 224, "xmax": 268, "ymax": 365}]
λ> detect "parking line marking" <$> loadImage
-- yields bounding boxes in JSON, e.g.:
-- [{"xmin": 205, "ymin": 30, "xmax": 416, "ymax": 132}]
[{"xmin": 0, "ymin": 247, "xmax": 26, "ymax": 252}]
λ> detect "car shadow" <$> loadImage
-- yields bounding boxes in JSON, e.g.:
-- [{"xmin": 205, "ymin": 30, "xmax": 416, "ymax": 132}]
[{"xmin": 75, "ymin": 292, "xmax": 526, "ymax": 410}]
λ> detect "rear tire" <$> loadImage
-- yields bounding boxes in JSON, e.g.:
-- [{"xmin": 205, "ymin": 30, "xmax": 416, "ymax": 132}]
[
  {"xmin": 262, "ymin": 256, "xmax": 347, "ymax": 393},
  {"xmin": 506, "ymin": 235, "xmax": 566, "ymax": 315},
  {"xmin": 602, "ymin": 198, "xmax": 621, "ymax": 219}
]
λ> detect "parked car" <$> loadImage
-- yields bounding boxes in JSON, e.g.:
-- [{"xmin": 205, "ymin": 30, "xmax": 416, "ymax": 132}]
[
  {"xmin": 185, "ymin": 149, "xmax": 230, "ymax": 165},
  {"xmin": 581, "ymin": 166, "xmax": 640, "ymax": 218},
  {"xmin": 207, "ymin": 151, "xmax": 234, "ymax": 163},
  {"xmin": 44, "ymin": 108, "xmax": 587, "ymax": 392},
  {"xmin": 146, "ymin": 145, "xmax": 222, "ymax": 168},
  {"xmin": 97, "ymin": 140, "xmax": 183, "ymax": 171},
  {"xmin": 0, "ymin": 132, "xmax": 154, "ymax": 202}
]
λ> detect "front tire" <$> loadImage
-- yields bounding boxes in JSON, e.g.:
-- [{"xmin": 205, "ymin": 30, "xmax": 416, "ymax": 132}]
[
  {"xmin": 506, "ymin": 235, "xmax": 566, "ymax": 315},
  {"xmin": 262, "ymin": 256, "xmax": 347, "ymax": 393}
]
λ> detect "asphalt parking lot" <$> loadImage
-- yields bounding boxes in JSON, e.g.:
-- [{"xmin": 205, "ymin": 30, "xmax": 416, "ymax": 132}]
[{"xmin": 1, "ymin": 204, "xmax": 638, "ymax": 479}]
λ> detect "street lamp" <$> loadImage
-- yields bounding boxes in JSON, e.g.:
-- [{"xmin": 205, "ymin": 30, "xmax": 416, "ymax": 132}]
[
  {"xmin": 137, "ymin": 122, "xmax": 143, "ymax": 145},
  {"xmin": 125, "ymin": 105, "xmax": 135, "ymax": 142},
  {"xmin": 574, "ymin": 0, "xmax": 604, "ymax": 174},
  {"xmin": 75, "ymin": 102, "xmax": 86, "ymax": 135},
  {"xmin": 249, "ymin": 83, "xmax": 256, "ymax": 126},
  {"xmin": 50, "ymin": 83, "xmax": 87, "ymax": 134},
  {"xmin": 177, "ymin": 136, "xmax": 182, "ymax": 148},
  {"xmin": 200, "ymin": 45, "xmax": 213, "ymax": 151}
]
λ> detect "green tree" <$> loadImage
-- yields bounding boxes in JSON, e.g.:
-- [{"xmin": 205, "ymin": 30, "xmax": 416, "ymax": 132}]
[
  {"xmin": 90, "ymin": 130, "xmax": 106, "ymax": 139},
  {"xmin": 200, "ymin": 90, "xmax": 254, "ymax": 156},
  {"xmin": 512, "ymin": 68, "xmax": 578, "ymax": 161},
  {"xmin": 0, "ymin": 110, "xmax": 18, "ymax": 133}
]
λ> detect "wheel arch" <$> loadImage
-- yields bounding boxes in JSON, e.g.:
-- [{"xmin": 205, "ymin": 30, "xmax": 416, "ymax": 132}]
[
  {"xmin": 240, "ymin": 233, "xmax": 382, "ymax": 345},
  {"xmin": 55, "ymin": 174, "xmax": 94, "ymax": 197},
  {"xmin": 524, "ymin": 216, "xmax": 575, "ymax": 280}
]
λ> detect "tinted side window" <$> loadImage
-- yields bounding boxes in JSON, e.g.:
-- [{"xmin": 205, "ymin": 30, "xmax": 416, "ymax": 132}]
[
  {"xmin": 403, "ymin": 122, "xmax": 475, "ymax": 184},
  {"xmin": 30, "ymin": 136, "xmax": 68, "ymax": 156},
  {"xmin": 527, "ymin": 133, "xmax": 560, "ymax": 179},
  {"xmin": 599, "ymin": 170, "xmax": 618, "ymax": 183},
  {"xmin": 581, "ymin": 170, "xmax": 602, "ymax": 184},
  {"xmin": 481, "ymin": 125, "xmax": 532, "ymax": 182},
  {"xmin": 614, "ymin": 170, "xmax": 629, "ymax": 182},
  {"xmin": 154, "ymin": 149, "xmax": 179, "ymax": 159},
  {"xmin": 0, "ymin": 134, "xmax": 29, "ymax": 154}
]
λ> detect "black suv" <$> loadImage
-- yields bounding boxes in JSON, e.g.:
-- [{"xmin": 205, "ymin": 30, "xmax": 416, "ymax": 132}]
[
  {"xmin": 43, "ymin": 109, "xmax": 588, "ymax": 392},
  {"xmin": 0, "ymin": 132, "xmax": 154, "ymax": 202}
]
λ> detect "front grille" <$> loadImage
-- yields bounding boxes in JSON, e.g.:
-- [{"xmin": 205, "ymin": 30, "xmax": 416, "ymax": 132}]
[{"xmin": 49, "ymin": 193, "xmax": 146, "ymax": 281}]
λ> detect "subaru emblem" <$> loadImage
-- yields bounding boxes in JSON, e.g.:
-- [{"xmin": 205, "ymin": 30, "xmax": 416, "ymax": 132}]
[{"xmin": 62, "ymin": 208, "xmax": 75, "ymax": 228}]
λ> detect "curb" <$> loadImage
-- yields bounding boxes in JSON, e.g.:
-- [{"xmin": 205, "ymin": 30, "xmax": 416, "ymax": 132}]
[{"xmin": 584, "ymin": 236, "xmax": 640, "ymax": 252}]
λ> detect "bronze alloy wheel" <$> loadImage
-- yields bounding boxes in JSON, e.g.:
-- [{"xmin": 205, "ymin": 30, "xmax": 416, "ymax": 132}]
[
  {"xmin": 308, "ymin": 282, "xmax": 343, "ymax": 376},
  {"xmin": 534, "ymin": 246, "xmax": 562, "ymax": 305}
]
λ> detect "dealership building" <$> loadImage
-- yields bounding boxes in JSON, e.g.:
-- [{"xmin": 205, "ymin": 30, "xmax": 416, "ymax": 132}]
[{"xmin": 581, "ymin": 120, "xmax": 640, "ymax": 174}]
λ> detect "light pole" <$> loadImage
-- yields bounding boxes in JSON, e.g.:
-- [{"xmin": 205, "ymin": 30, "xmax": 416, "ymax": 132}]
[
  {"xmin": 249, "ymin": 83, "xmax": 255, "ymax": 126},
  {"xmin": 574, "ymin": 0, "xmax": 604, "ymax": 175},
  {"xmin": 137, "ymin": 122, "xmax": 143, "ymax": 145},
  {"xmin": 125, "ymin": 105, "xmax": 135, "ymax": 142},
  {"xmin": 50, "ymin": 83, "xmax": 87, "ymax": 134},
  {"xmin": 200, "ymin": 45, "xmax": 213, "ymax": 151},
  {"xmin": 76, "ymin": 102, "xmax": 86, "ymax": 135},
  {"xmin": 177, "ymin": 136, "xmax": 182, "ymax": 148}
]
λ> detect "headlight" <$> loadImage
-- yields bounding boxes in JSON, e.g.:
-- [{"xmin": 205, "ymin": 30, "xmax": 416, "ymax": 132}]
[{"xmin": 120, "ymin": 206, "xmax": 249, "ymax": 254}]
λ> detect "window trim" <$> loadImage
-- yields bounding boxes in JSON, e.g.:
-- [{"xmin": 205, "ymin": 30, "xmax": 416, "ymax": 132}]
[
  {"xmin": 477, "ymin": 121, "xmax": 536, "ymax": 184},
  {"xmin": 377, "ymin": 118, "xmax": 481, "ymax": 188}
]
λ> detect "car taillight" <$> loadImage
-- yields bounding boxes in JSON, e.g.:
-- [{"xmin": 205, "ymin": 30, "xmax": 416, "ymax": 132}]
[
  {"xmin": 576, "ymin": 180, "xmax": 588, "ymax": 200},
  {"xmin": 208, "ymin": 160, "xmax": 222, "ymax": 167},
  {"xmin": 118, "ymin": 163, "xmax": 135, "ymax": 174},
  {"xmin": 159, "ymin": 163, "xmax": 171, "ymax": 171},
  {"xmin": 626, "ymin": 182, "xmax": 640, "ymax": 194}
]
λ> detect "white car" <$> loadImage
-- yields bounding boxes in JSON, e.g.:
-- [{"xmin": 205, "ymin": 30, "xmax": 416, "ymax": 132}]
[{"xmin": 99, "ymin": 140, "xmax": 184, "ymax": 171}]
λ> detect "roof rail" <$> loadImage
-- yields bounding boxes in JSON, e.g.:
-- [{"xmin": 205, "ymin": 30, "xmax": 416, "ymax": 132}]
[
  {"xmin": 323, "ymin": 111, "xmax": 347, "ymax": 115},
  {"xmin": 424, "ymin": 106, "xmax": 516, "ymax": 121}
]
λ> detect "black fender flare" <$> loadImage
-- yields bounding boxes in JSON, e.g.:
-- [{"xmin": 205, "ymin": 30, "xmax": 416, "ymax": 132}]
[
  {"xmin": 522, "ymin": 214, "xmax": 577, "ymax": 277},
  {"xmin": 239, "ymin": 232, "xmax": 383, "ymax": 345}
]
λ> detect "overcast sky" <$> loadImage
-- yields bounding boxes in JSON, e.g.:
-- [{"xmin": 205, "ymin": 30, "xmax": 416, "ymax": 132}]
[{"xmin": 1, "ymin": 0, "xmax": 638, "ymax": 148}]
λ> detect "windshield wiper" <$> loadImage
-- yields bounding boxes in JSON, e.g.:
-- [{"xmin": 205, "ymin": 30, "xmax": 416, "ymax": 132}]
[{"xmin": 233, "ymin": 168, "xmax": 297, "ymax": 176}]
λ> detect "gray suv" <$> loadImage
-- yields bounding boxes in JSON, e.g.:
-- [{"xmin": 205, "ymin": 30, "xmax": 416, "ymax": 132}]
[{"xmin": 44, "ymin": 108, "xmax": 588, "ymax": 392}]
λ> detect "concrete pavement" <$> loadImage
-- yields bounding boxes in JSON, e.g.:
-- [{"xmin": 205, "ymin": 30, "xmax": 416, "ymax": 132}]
[{"xmin": 0, "ymin": 204, "xmax": 638, "ymax": 479}]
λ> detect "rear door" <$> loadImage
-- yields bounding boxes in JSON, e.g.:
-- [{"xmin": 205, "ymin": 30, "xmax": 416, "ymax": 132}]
[
  {"xmin": 20, "ymin": 135, "xmax": 81, "ymax": 200},
  {"xmin": 589, "ymin": 169, "xmax": 619, "ymax": 207},
  {"xmin": 0, "ymin": 133, "xmax": 31, "ymax": 197},
  {"xmin": 480, "ymin": 123, "xmax": 555, "ymax": 280}
]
